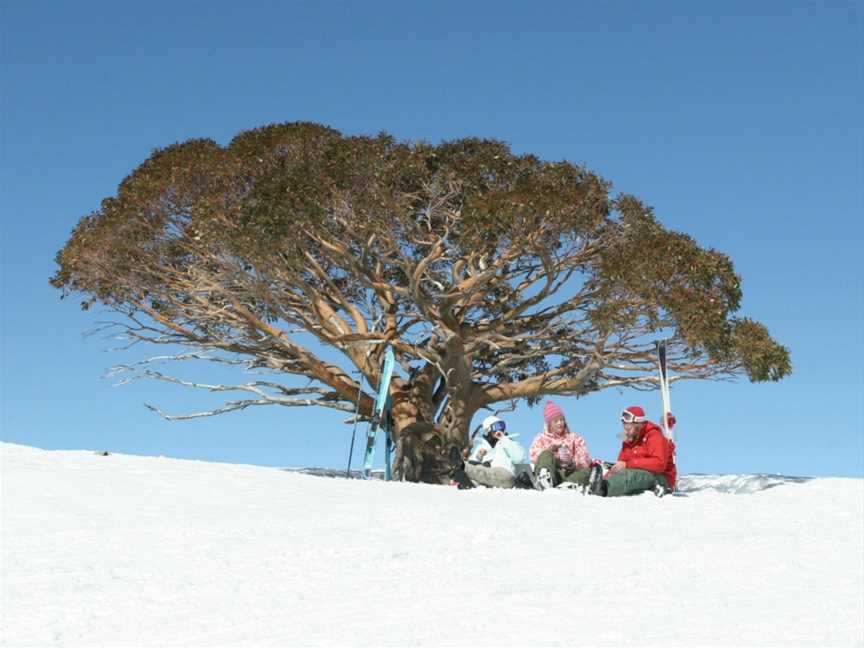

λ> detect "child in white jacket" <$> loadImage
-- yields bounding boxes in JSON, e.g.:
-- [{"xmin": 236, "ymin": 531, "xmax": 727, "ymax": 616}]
[{"xmin": 464, "ymin": 416, "xmax": 529, "ymax": 488}]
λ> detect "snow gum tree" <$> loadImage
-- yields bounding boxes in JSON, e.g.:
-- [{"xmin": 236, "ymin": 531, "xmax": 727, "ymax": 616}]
[{"xmin": 52, "ymin": 122, "xmax": 791, "ymax": 483}]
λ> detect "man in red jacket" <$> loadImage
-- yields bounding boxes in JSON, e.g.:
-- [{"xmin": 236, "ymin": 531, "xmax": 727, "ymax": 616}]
[{"xmin": 588, "ymin": 406, "xmax": 677, "ymax": 497}]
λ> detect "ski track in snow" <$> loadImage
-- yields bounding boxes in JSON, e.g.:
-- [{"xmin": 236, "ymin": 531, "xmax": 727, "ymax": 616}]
[{"xmin": 1, "ymin": 443, "xmax": 862, "ymax": 647}]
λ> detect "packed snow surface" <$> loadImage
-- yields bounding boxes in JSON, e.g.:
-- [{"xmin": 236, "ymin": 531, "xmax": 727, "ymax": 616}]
[{"xmin": 2, "ymin": 443, "xmax": 862, "ymax": 647}]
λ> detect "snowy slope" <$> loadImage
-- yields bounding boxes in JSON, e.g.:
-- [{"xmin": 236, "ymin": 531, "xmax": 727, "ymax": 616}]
[{"xmin": 2, "ymin": 443, "xmax": 862, "ymax": 647}]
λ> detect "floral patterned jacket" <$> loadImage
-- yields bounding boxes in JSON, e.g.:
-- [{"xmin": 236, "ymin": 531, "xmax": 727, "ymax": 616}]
[{"xmin": 529, "ymin": 425, "xmax": 591, "ymax": 469}]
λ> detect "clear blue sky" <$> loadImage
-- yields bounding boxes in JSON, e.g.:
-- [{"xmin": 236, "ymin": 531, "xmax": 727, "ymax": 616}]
[{"xmin": 2, "ymin": 1, "xmax": 861, "ymax": 477}]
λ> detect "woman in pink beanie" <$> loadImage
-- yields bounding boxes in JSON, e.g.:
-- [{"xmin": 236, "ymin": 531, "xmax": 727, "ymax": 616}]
[{"xmin": 529, "ymin": 401, "xmax": 593, "ymax": 489}]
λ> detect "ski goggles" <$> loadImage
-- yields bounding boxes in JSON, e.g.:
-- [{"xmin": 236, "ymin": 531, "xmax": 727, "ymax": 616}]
[
  {"xmin": 620, "ymin": 409, "xmax": 646, "ymax": 424},
  {"xmin": 486, "ymin": 420, "xmax": 507, "ymax": 434}
]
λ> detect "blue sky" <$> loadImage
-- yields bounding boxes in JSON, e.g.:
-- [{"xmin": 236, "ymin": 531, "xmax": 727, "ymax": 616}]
[{"xmin": 2, "ymin": 1, "xmax": 861, "ymax": 477}]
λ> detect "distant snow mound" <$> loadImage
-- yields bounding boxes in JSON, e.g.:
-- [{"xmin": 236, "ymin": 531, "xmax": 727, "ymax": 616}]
[
  {"xmin": 677, "ymin": 473, "xmax": 811, "ymax": 494},
  {"xmin": 284, "ymin": 467, "xmax": 385, "ymax": 480},
  {"xmin": 285, "ymin": 467, "xmax": 812, "ymax": 494}
]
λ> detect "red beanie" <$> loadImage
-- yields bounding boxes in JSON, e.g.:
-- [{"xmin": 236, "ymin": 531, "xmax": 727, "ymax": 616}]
[{"xmin": 543, "ymin": 401, "xmax": 564, "ymax": 422}]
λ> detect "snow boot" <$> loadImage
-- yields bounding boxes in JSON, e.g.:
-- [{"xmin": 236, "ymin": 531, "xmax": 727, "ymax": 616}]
[
  {"xmin": 587, "ymin": 462, "xmax": 607, "ymax": 497},
  {"xmin": 513, "ymin": 470, "xmax": 538, "ymax": 490},
  {"xmin": 448, "ymin": 446, "xmax": 475, "ymax": 490},
  {"xmin": 653, "ymin": 482, "xmax": 670, "ymax": 498},
  {"xmin": 537, "ymin": 467, "xmax": 553, "ymax": 490},
  {"xmin": 450, "ymin": 468, "xmax": 476, "ymax": 489}
]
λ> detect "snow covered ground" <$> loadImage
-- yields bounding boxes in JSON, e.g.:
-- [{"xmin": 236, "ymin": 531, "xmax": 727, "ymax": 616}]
[{"xmin": 2, "ymin": 443, "xmax": 862, "ymax": 647}]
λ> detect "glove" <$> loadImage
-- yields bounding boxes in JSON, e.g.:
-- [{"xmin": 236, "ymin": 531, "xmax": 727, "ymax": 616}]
[
  {"xmin": 556, "ymin": 445, "xmax": 572, "ymax": 467},
  {"xmin": 666, "ymin": 412, "xmax": 677, "ymax": 430}
]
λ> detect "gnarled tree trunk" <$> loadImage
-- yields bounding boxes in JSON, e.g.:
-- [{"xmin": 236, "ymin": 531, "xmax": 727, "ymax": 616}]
[{"xmin": 389, "ymin": 376, "xmax": 476, "ymax": 484}]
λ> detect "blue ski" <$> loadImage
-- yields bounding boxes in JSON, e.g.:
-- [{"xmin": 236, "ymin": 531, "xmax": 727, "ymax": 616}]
[{"xmin": 363, "ymin": 346, "xmax": 395, "ymax": 479}]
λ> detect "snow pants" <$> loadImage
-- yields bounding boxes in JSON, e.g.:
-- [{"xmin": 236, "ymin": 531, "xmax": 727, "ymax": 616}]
[
  {"xmin": 533, "ymin": 449, "xmax": 591, "ymax": 487},
  {"xmin": 464, "ymin": 463, "xmax": 515, "ymax": 488},
  {"xmin": 605, "ymin": 468, "xmax": 668, "ymax": 497}
]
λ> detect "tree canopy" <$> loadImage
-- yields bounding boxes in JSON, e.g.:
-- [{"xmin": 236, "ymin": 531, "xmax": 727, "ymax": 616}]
[{"xmin": 52, "ymin": 122, "xmax": 791, "ymax": 482}]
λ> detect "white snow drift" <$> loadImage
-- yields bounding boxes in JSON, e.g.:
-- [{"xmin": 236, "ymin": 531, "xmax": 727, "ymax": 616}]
[{"xmin": 1, "ymin": 443, "xmax": 862, "ymax": 647}]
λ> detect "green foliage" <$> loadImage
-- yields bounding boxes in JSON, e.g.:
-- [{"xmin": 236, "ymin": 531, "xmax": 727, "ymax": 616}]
[
  {"xmin": 730, "ymin": 319, "xmax": 792, "ymax": 381},
  {"xmin": 595, "ymin": 195, "xmax": 744, "ymax": 352},
  {"xmin": 52, "ymin": 121, "xmax": 791, "ymax": 386}
]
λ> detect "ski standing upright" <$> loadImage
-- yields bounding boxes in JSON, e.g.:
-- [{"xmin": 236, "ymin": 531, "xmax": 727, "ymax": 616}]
[
  {"xmin": 657, "ymin": 339, "xmax": 682, "ymax": 496},
  {"xmin": 363, "ymin": 346, "xmax": 396, "ymax": 480},
  {"xmin": 657, "ymin": 340, "xmax": 673, "ymax": 442}
]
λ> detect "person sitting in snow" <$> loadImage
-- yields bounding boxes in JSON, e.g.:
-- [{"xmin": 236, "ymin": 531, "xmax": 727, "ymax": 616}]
[
  {"xmin": 529, "ymin": 401, "xmax": 593, "ymax": 490},
  {"xmin": 587, "ymin": 406, "xmax": 677, "ymax": 497},
  {"xmin": 461, "ymin": 415, "xmax": 530, "ymax": 489}
]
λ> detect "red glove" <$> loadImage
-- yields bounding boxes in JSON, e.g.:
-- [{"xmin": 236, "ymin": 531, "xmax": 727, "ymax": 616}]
[{"xmin": 666, "ymin": 412, "xmax": 677, "ymax": 430}]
